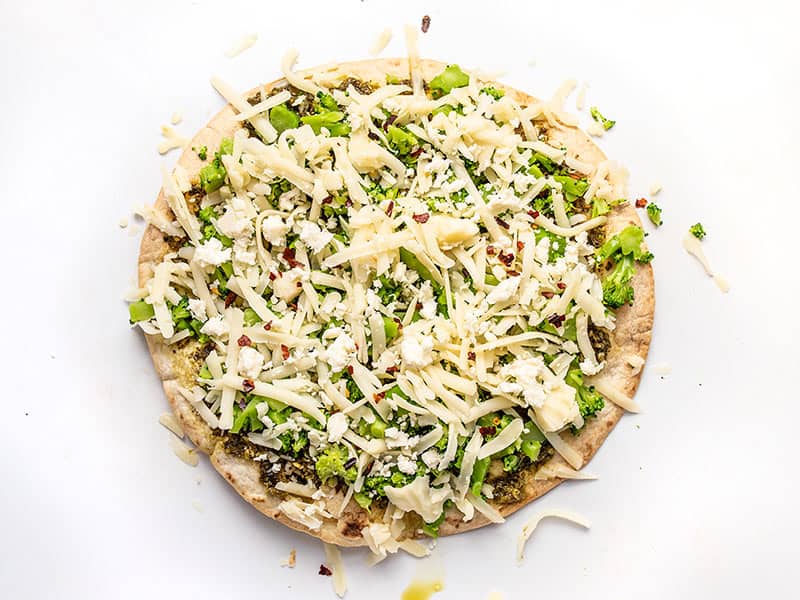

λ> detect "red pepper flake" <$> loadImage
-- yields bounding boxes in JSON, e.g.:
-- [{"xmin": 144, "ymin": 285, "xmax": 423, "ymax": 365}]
[
  {"xmin": 296, "ymin": 281, "xmax": 302, "ymax": 288},
  {"xmin": 479, "ymin": 425, "xmax": 496, "ymax": 437},
  {"xmin": 547, "ymin": 313, "xmax": 566, "ymax": 327},
  {"xmin": 468, "ymin": 351, "xmax": 476, "ymax": 361},
  {"xmin": 409, "ymin": 147, "xmax": 423, "ymax": 159},
  {"xmin": 506, "ymin": 269, "xmax": 520, "ymax": 276},
  {"xmin": 345, "ymin": 198, "xmax": 353, "ymax": 208},
  {"xmin": 242, "ymin": 379, "xmax": 255, "ymax": 393},
  {"xmin": 237, "ymin": 335, "xmax": 252, "ymax": 347},
  {"xmin": 383, "ymin": 114, "xmax": 398, "ymax": 132},
  {"xmin": 635, "ymin": 198, "xmax": 648, "ymax": 208},
  {"xmin": 486, "ymin": 245, "xmax": 496, "ymax": 255},
  {"xmin": 386, "ymin": 365, "xmax": 399, "ymax": 374},
  {"xmin": 556, "ymin": 282, "xmax": 567, "ymax": 290},
  {"xmin": 268, "ymin": 271, "xmax": 278, "ymax": 281},
  {"xmin": 322, "ymin": 196, "xmax": 333, "ymax": 205},
  {"xmin": 280, "ymin": 344, "xmax": 290, "ymax": 360},
  {"xmin": 498, "ymin": 251, "xmax": 515, "ymax": 266},
  {"xmin": 412, "ymin": 212, "xmax": 430, "ymax": 223},
  {"xmin": 263, "ymin": 321, "xmax": 272, "ymax": 331},
  {"xmin": 373, "ymin": 392, "xmax": 385, "ymax": 403},
  {"xmin": 385, "ymin": 200, "xmax": 394, "ymax": 217},
  {"xmin": 541, "ymin": 290, "xmax": 555, "ymax": 299},
  {"xmin": 495, "ymin": 216, "xmax": 510, "ymax": 229},
  {"xmin": 346, "ymin": 365, "xmax": 354, "ymax": 375},
  {"xmin": 282, "ymin": 247, "xmax": 303, "ymax": 269},
  {"xmin": 319, "ymin": 565, "xmax": 332, "ymax": 577},
  {"xmin": 527, "ymin": 210, "xmax": 540, "ymax": 219},
  {"xmin": 368, "ymin": 131, "xmax": 380, "ymax": 141},
  {"xmin": 421, "ymin": 15, "xmax": 431, "ymax": 33},
  {"xmin": 516, "ymin": 240, "xmax": 525, "ymax": 252},
  {"xmin": 224, "ymin": 291, "xmax": 236, "ymax": 308},
  {"xmin": 567, "ymin": 171, "xmax": 583, "ymax": 180}
]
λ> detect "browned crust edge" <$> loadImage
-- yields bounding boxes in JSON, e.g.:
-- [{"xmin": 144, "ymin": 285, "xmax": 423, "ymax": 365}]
[{"xmin": 136, "ymin": 58, "xmax": 655, "ymax": 546}]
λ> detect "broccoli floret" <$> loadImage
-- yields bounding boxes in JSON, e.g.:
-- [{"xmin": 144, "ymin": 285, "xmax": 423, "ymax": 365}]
[
  {"xmin": 566, "ymin": 368, "xmax": 605, "ymax": 420},
  {"xmin": 194, "ymin": 145, "xmax": 208, "ymax": 160},
  {"xmin": 647, "ymin": 203, "xmax": 663, "ymax": 227},
  {"xmin": 429, "ymin": 64, "xmax": 469, "ymax": 98},
  {"xmin": 231, "ymin": 396, "xmax": 266, "ymax": 434},
  {"xmin": 597, "ymin": 225, "xmax": 653, "ymax": 263},
  {"xmin": 479, "ymin": 86, "xmax": 504, "ymax": 100},
  {"xmin": 199, "ymin": 138, "xmax": 234, "ymax": 193},
  {"xmin": 269, "ymin": 104, "xmax": 300, "ymax": 134},
  {"xmin": 590, "ymin": 106, "xmax": 616, "ymax": 130},
  {"xmin": 386, "ymin": 125, "xmax": 418, "ymax": 155},
  {"xmin": 602, "ymin": 254, "xmax": 635, "ymax": 308},
  {"xmin": 690, "ymin": 222, "xmax": 706, "ymax": 239},
  {"xmin": 315, "ymin": 444, "xmax": 357, "ymax": 484}
]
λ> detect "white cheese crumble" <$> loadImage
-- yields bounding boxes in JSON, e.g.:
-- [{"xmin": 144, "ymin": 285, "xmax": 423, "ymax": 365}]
[
  {"xmin": 187, "ymin": 298, "xmax": 207, "ymax": 322},
  {"xmin": 238, "ymin": 346, "xmax": 264, "ymax": 378},
  {"xmin": 299, "ymin": 221, "xmax": 334, "ymax": 254},
  {"xmin": 323, "ymin": 333, "xmax": 357, "ymax": 373},
  {"xmin": 193, "ymin": 238, "xmax": 232, "ymax": 267},
  {"xmin": 199, "ymin": 315, "xmax": 229, "ymax": 337},
  {"xmin": 400, "ymin": 335, "xmax": 434, "ymax": 369}
]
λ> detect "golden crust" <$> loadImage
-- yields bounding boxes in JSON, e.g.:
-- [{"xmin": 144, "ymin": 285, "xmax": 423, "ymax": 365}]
[{"xmin": 137, "ymin": 58, "xmax": 654, "ymax": 546}]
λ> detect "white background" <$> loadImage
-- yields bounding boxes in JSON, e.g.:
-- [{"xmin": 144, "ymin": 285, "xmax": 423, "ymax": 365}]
[{"xmin": 1, "ymin": 1, "xmax": 798, "ymax": 598}]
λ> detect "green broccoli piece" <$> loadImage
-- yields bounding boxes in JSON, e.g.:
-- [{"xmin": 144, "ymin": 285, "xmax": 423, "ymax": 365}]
[
  {"xmin": 479, "ymin": 86, "xmax": 504, "ymax": 100},
  {"xmin": 194, "ymin": 146, "xmax": 208, "ymax": 160},
  {"xmin": 269, "ymin": 104, "xmax": 300, "ymax": 133},
  {"xmin": 553, "ymin": 175, "xmax": 589, "ymax": 201},
  {"xmin": 386, "ymin": 125, "xmax": 418, "ymax": 155},
  {"xmin": 566, "ymin": 368, "xmax": 606, "ymax": 419},
  {"xmin": 590, "ymin": 106, "xmax": 616, "ymax": 130},
  {"xmin": 315, "ymin": 444, "xmax": 357, "ymax": 484},
  {"xmin": 231, "ymin": 396, "xmax": 266, "ymax": 434},
  {"xmin": 353, "ymin": 492, "xmax": 372, "ymax": 510},
  {"xmin": 690, "ymin": 222, "xmax": 706, "ymax": 240},
  {"xmin": 199, "ymin": 138, "xmax": 234, "ymax": 193},
  {"xmin": 647, "ymin": 203, "xmax": 663, "ymax": 227},
  {"xmin": 597, "ymin": 225, "xmax": 652, "ymax": 263},
  {"xmin": 128, "ymin": 300, "xmax": 154, "ymax": 323},
  {"xmin": 601, "ymin": 254, "xmax": 635, "ymax": 308},
  {"xmin": 429, "ymin": 64, "xmax": 469, "ymax": 98},
  {"xmin": 315, "ymin": 92, "xmax": 339, "ymax": 112},
  {"xmin": 300, "ymin": 111, "xmax": 351, "ymax": 136},
  {"xmin": 243, "ymin": 308, "xmax": 261, "ymax": 327}
]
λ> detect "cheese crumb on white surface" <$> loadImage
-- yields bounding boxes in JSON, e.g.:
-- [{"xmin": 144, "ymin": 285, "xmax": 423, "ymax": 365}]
[
  {"xmin": 369, "ymin": 28, "xmax": 392, "ymax": 56},
  {"xmin": 648, "ymin": 182, "xmax": 662, "ymax": 195},
  {"xmin": 170, "ymin": 111, "xmax": 182, "ymax": 125},
  {"xmin": 225, "ymin": 33, "xmax": 258, "ymax": 58},
  {"xmin": 118, "ymin": 216, "xmax": 129, "ymax": 228},
  {"xmin": 157, "ymin": 125, "xmax": 188, "ymax": 155}
]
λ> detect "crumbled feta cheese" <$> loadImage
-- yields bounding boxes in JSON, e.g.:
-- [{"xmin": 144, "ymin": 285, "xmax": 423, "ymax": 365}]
[
  {"xmin": 262, "ymin": 215, "xmax": 289, "ymax": 245},
  {"xmin": 418, "ymin": 281, "xmax": 437, "ymax": 320},
  {"xmin": 498, "ymin": 357, "xmax": 546, "ymax": 408},
  {"xmin": 486, "ymin": 276, "xmax": 521, "ymax": 305},
  {"xmin": 193, "ymin": 238, "xmax": 232, "ymax": 268},
  {"xmin": 323, "ymin": 333, "xmax": 356, "ymax": 372},
  {"xmin": 299, "ymin": 221, "xmax": 334, "ymax": 254},
  {"xmin": 396, "ymin": 454, "xmax": 417, "ymax": 475},
  {"xmin": 326, "ymin": 412, "xmax": 349, "ymax": 443},
  {"xmin": 272, "ymin": 267, "xmax": 304, "ymax": 302},
  {"xmin": 421, "ymin": 449, "xmax": 441, "ymax": 469},
  {"xmin": 579, "ymin": 358, "xmax": 604, "ymax": 376},
  {"xmin": 400, "ymin": 335, "xmax": 434, "ymax": 369},
  {"xmin": 187, "ymin": 298, "xmax": 207, "ymax": 322},
  {"xmin": 233, "ymin": 238, "xmax": 257, "ymax": 265},
  {"xmin": 238, "ymin": 346, "xmax": 264, "ymax": 378},
  {"xmin": 384, "ymin": 427, "xmax": 418, "ymax": 450},
  {"xmin": 216, "ymin": 206, "xmax": 252, "ymax": 239},
  {"xmin": 199, "ymin": 315, "xmax": 229, "ymax": 337}
]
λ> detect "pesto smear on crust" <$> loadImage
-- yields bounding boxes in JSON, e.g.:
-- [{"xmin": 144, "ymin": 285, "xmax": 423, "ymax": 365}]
[{"xmin": 130, "ymin": 59, "xmax": 651, "ymax": 546}]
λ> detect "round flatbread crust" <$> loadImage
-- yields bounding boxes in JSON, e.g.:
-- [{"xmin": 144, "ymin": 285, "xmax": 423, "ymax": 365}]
[{"xmin": 137, "ymin": 58, "xmax": 654, "ymax": 546}]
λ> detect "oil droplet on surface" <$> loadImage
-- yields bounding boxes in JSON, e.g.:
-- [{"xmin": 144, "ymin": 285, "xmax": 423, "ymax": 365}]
[{"xmin": 401, "ymin": 579, "xmax": 444, "ymax": 600}]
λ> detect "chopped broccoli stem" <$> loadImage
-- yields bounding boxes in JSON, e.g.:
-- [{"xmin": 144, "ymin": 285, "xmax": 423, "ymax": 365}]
[
  {"xmin": 590, "ymin": 106, "xmax": 616, "ymax": 130},
  {"xmin": 128, "ymin": 300, "xmax": 154, "ymax": 323},
  {"xmin": 470, "ymin": 456, "xmax": 491, "ymax": 496},
  {"xmin": 429, "ymin": 64, "xmax": 469, "ymax": 98},
  {"xmin": 382, "ymin": 316, "xmax": 399, "ymax": 342},
  {"xmin": 243, "ymin": 308, "xmax": 261, "ymax": 327},
  {"xmin": 386, "ymin": 124, "xmax": 418, "ymax": 155},
  {"xmin": 269, "ymin": 104, "xmax": 300, "ymax": 133}
]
